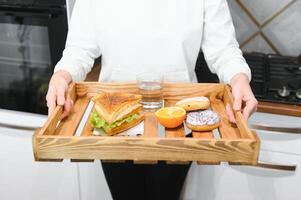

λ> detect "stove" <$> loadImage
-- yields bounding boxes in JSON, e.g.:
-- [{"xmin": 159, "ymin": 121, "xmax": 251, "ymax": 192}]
[
  {"xmin": 0, "ymin": 0, "xmax": 65, "ymax": 8},
  {"xmin": 264, "ymin": 54, "xmax": 301, "ymax": 105},
  {"xmin": 244, "ymin": 52, "xmax": 267, "ymax": 99},
  {"xmin": 195, "ymin": 52, "xmax": 301, "ymax": 106}
]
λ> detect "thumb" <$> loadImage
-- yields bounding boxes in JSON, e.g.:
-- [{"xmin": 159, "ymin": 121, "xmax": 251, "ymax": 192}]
[{"xmin": 233, "ymin": 93, "xmax": 243, "ymax": 111}]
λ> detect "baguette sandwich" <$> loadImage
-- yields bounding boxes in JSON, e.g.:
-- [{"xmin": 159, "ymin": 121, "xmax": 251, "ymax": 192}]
[{"xmin": 90, "ymin": 92, "xmax": 144, "ymax": 136}]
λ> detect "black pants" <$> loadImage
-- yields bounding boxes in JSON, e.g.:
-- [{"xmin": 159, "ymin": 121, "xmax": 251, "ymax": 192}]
[{"xmin": 101, "ymin": 161, "xmax": 191, "ymax": 200}]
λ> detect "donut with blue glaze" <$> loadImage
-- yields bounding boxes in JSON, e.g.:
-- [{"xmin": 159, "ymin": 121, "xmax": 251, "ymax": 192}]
[{"xmin": 186, "ymin": 110, "xmax": 220, "ymax": 131}]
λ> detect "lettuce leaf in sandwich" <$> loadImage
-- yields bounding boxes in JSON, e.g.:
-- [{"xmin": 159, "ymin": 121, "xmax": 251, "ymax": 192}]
[{"xmin": 90, "ymin": 111, "xmax": 139, "ymax": 133}]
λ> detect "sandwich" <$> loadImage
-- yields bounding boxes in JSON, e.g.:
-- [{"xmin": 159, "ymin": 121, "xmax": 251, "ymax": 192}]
[{"xmin": 90, "ymin": 92, "xmax": 144, "ymax": 136}]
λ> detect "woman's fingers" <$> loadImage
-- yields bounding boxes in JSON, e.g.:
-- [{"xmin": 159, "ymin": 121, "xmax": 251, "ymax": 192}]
[
  {"xmin": 242, "ymin": 99, "xmax": 258, "ymax": 120},
  {"xmin": 233, "ymin": 93, "xmax": 242, "ymax": 111},
  {"xmin": 46, "ymin": 70, "xmax": 73, "ymax": 118},
  {"xmin": 61, "ymin": 95, "xmax": 73, "ymax": 120},
  {"xmin": 227, "ymin": 98, "xmax": 258, "ymax": 123},
  {"xmin": 47, "ymin": 85, "xmax": 73, "ymax": 120},
  {"xmin": 226, "ymin": 103, "xmax": 236, "ymax": 123},
  {"xmin": 46, "ymin": 87, "xmax": 57, "ymax": 116},
  {"xmin": 229, "ymin": 73, "xmax": 258, "ymax": 121},
  {"xmin": 227, "ymin": 92, "xmax": 243, "ymax": 123}
]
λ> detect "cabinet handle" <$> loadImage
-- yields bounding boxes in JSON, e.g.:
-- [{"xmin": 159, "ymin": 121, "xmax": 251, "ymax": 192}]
[
  {"xmin": 0, "ymin": 122, "xmax": 37, "ymax": 131},
  {"xmin": 230, "ymin": 161, "xmax": 296, "ymax": 171},
  {"xmin": 254, "ymin": 161, "xmax": 297, "ymax": 171},
  {"xmin": 250, "ymin": 123, "xmax": 301, "ymax": 134}
]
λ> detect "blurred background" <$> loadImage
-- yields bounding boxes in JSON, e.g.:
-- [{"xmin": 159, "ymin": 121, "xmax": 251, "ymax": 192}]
[
  {"xmin": 196, "ymin": 0, "xmax": 301, "ymax": 107},
  {"xmin": 0, "ymin": 0, "xmax": 300, "ymax": 114},
  {"xmin": 0, "ymin": 1, "xmax": 301, "ymax": 200},
  {"xmin": 229, "ymin": 0, "xmax": 301, "ymax": 56}
]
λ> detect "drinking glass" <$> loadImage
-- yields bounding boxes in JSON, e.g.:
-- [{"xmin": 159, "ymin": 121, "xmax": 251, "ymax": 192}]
[{"xmin": 136, "ymin": 72, "xmax": 163, "ymax": 110}]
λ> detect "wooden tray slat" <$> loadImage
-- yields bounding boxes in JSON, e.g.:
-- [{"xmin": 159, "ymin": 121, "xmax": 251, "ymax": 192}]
[
  {"xmin": 143, "ymin": 112, "xmax": 158, "ymax": 137},
  {"xmin": 134, "ymin": 112, "xmax": 158, "ymax": 164},
  {"xmin": 76, "ymin": 82, "xmax": 224, "ymax": 100},
  {"xmin": 166, "ymin": 124, "xmax": 189, "ymax": 165},
  {"xmin": 132, "ymin": 160, "xmax": 157, "ymax": 164},
  {"xmin": 71, "ymin": 101, "xmax": 95, "ymax": 162},
  {"xmin": 81, "ymin": 109, "xmax": 94, "ymax": 136},
  {"xmin": 210, "ymin": 97, "xmax": 240, "ymax": 139},
  {"xmin": 192, "ymin": 131, "xmax": 214, "ymax": 139},
  {"xmin": 55, "ymin": 97, "xmax": 90, "ymax": 136},
  {"xmin": 193, "ymin": 131, "xmax": 220, "ymax": 165},
  {"xmin": 165, "ymin": 125, "xmax": 185, "ymax": 138},
  {"xmin": 42, "ymin": 106, "xmax": 63, "ymax": 136},
  {"xmin": 34, "ymin": 136, "xmax": 258, "ymax": 163}
]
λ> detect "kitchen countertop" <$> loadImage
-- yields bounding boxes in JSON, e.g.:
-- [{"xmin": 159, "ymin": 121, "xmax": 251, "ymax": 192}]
[
  {"xmin": 258, "ymin": 101, "xmax": 301, "ymax": 117},
  {"xmin": 85, "ymin": 58, "xmax": 101, "ymax": 82},
  {"xmin": 0, "ymin": 109, "xmax": 47, "ymax": 130}
]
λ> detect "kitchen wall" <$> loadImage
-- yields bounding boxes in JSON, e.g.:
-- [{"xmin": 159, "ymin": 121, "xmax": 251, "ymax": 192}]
[{"xmin": 228, "ymin": 0, "xmax": 301, "ymax": 56}]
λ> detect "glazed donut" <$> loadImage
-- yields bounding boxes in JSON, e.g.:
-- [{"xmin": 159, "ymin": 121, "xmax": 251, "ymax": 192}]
[
  {"xmin": 175, "ymin": 96, "xmax": 210, "ymax": 111},
  {"xmin": 186, "ymin": 110, "xmax": 220, "ymax": 131}
]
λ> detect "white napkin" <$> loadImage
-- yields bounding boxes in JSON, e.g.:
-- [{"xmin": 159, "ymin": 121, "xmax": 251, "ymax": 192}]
[{"xmin": 93, "ymin": 121, "xmax": 144, "ymax": 136}]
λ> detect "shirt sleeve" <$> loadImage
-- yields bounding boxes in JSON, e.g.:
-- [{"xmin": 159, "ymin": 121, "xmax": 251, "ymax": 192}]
[
  {"xmin": 201, "ymin": 0, "xmax": 251, "ymax": 84},
  {"xmin": 54, "ymin": 0, "xmax": 101, "ymax": 82}
]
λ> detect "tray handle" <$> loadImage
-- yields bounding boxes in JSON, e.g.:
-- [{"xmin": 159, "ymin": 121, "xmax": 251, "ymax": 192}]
[
  {"xmin": 223, "ymin": 85, "xmax": 255, "ymax": 139},
  {"xmin": 36, "ymin": 83, "xmax": 76, "ymax": 136}
]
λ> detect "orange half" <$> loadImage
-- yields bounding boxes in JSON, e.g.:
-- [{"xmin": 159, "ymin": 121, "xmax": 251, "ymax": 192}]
[{"xmin": 155, "ymin": 106, "xmax": 186, "ymax": 128}]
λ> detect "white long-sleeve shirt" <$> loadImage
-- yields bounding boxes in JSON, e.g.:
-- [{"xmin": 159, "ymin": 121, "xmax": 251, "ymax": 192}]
[{"xmin": 55, "ymin": 0, "xmax": 251, "ymax": 83}]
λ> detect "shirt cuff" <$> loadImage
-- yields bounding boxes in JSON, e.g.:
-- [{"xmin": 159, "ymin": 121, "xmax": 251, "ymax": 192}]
[
  {"xmin": 54, "ymin": 58, "xmax": 85, "ymax": 82},
  {"xmin": 218, "ymin": 58, "xmax": 252, "ymax": 84}
]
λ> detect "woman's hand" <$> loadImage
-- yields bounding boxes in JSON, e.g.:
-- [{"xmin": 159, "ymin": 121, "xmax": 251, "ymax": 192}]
[
  {"xmin": 46, "ymin": 70, "xmax": 73, "ymax": 119},
  {"xmin": 226, "ymin": 73, "xmax": 258, "ymax": 123}
]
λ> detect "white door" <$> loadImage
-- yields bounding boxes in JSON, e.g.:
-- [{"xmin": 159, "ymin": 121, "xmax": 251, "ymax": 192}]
[
  {"xmin": 248, "ymin": 112, "xmax": 301, "ymax": 154},
  {"xmin": 182, "ymin": 150, "xmax": 300, "ymax": 200},
  {"xmin": 0, "ymin": 110, "xmax": 80, "ymax": 200},
  {"xmin": 78, "ymin": 162, "xmax": 112, "ymax": 200}
]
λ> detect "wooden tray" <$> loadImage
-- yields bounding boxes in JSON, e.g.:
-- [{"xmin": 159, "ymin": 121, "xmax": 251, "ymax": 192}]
[{"xmin": 33, "ymin": 82, "xmax": 260, "ymax": 165}]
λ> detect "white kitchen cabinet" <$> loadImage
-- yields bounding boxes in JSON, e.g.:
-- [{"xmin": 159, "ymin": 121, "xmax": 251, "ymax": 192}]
[
  {"xmin": 249, "ymin": 112, "xmax": 301, "ymax": 155},
  {"xmin": 0, "ymin": 109, "xmax": 80, "ymax": 200},
  {"xmin": 182, "ymin": 150, "xmax": 300, "ymax": 200},
  {"xmin": 78, "ymin": 161, "xmax": 112, "ymax": 200},
  {"xmin": 182, "ymin": 112, "xmax": 301, "ymax": 200},
  {"xmin": 66, "ymin": 0, "xmax": 76, "ymax": 23}
]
